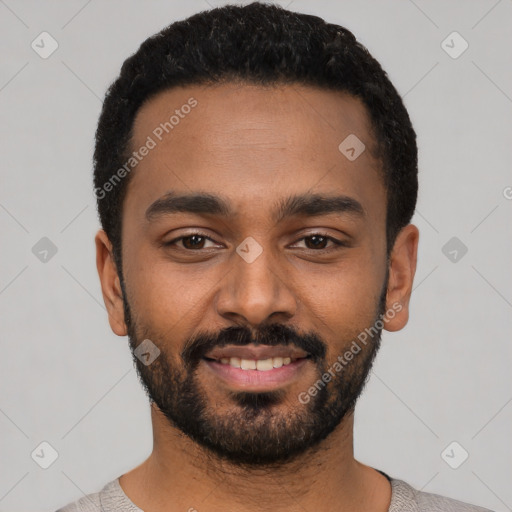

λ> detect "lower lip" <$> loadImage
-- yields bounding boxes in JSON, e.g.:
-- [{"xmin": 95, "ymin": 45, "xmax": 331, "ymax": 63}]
[{"xmin": 203, "ymin": 358, "xmax": 310, "ymax": 391}]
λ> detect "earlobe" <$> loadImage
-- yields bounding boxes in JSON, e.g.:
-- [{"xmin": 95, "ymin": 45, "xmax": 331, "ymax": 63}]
[
  {"xmin": 383, "ymin": 224, "xmax": 419, "ymax": 332},
  {"xmin": 95, "ymin": 229, "xmax": 128, "ymax": 336}
]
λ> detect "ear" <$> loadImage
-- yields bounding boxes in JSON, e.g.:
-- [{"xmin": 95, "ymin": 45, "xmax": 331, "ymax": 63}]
[
  {"xmin": 95, "ymin": 229, "xmax": 128, "ymax": 336},
  {"xmin": 383, "ymin": 224, "xmax": 419, "ymax": 332}
]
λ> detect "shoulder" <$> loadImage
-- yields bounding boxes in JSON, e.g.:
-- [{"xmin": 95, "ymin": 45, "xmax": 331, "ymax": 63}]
[
  {"xmin": 54, "ymin": 489, "xmax": 102, "ymax": 512},
  {"xmin": 54, "ymin": 478, "xmax": 140, "ymax": 512},
  {"xmin": 390, "ymin": 478, "xmax": 495, "ymax": 512}
]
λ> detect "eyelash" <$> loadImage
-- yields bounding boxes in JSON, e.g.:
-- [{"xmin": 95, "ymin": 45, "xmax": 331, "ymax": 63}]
[{"xmin": 164, "ymin": 231, "xmax": 346, "ymax": 252}]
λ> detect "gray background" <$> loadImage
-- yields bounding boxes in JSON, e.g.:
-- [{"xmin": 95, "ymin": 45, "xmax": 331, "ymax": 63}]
[{"xmin": 1, "ymin": 0, "xmax": 511, "ymax": 510}]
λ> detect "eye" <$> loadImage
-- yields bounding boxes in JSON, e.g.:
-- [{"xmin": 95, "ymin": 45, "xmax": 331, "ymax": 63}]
[
  {"xmin": 163, "ymin": 232, "xmax": 346, "ymax": 252},
  {"xmin": 164, "ymin": 232, "xmax": 219, "ymax": 251},
  {"xmin": 291, "ymin": 233, "xmax": 346, "ymax": 251}
]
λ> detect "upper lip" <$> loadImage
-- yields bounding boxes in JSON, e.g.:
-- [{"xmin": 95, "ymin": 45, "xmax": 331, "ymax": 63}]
[{"xmin": 204, "ymin": 344, "xmax": 310, "ymax": 361}]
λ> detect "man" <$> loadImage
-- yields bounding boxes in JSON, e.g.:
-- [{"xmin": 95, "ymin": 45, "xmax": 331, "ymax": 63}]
[{"xmin": 56, "ymin": 2, "xmax": 493, "ymax": 511}]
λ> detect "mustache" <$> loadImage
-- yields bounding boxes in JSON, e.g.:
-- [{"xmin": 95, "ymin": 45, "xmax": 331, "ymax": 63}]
[{"xmin": 181, "ymin": 323, "xmax": 326, "ymax": 367}]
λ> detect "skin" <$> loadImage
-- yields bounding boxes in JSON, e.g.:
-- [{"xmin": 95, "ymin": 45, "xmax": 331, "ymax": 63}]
[{"xmin": 95, "ymin": 82, "xmax": 419, "ymax": 512}]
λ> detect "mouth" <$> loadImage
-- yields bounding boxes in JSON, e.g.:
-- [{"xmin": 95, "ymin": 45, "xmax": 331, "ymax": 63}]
[
  {"xmin": 203, "ymin": 354, "xmax": 310, "ymax": 370},
  {"xmin": 202, "ymin": 344, "xmax": 312, "ymax": 391},
  {"xmin": 203, "ymin": 343, "xmax": 310, "ymax": 365}
]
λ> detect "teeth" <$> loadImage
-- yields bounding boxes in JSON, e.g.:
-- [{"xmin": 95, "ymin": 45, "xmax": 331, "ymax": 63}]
[
  {"xmin": 240, "ymin": 359, "xmax": 257, "ymax": 370},
  {"xmin": 215, "ymin": 356, "xmax": 297, "ymax": 370},
  {"xmin": 256, "ymin": 358, "xmax": 273, "ymax": 371},
  {"xmin": 273, "ymin": 357, "xmax": 283, "ymax": 368},
  {"xmin": 229, "ymin": 357, "xmax": 241, "ymax": 368}
]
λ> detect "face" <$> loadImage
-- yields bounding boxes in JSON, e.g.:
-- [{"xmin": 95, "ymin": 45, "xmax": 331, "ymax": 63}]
[{"xmin": 97, "ymin": 82, "xmax": 416, "ymax": 468}]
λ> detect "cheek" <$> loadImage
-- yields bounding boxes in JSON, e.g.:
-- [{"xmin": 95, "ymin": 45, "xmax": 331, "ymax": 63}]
[
  {"xmin": 299, "ymin": 262, "xmax": 383, "ymax": 351},
  {"xmin": 125, "ymin": 255, "xmax": 220, "ymax": 331}
]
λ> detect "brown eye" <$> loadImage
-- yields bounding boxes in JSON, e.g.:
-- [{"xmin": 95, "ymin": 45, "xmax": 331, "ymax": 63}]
[
  {"xmin": 181, "ymin": 234, "xmax": 207, "ymax": 250},
  {"xmin": 303, "ymin": 235, "xmax": 330, "ymax": 250},
  {"xmin": 164, "ymin": 232, "xmax": 217, "ymax": 250}
]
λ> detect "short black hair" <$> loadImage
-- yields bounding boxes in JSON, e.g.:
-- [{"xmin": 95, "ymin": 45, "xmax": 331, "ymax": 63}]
[{"xmin": 93, "ymin": 1, "xmax": 418, "ymax": 272}]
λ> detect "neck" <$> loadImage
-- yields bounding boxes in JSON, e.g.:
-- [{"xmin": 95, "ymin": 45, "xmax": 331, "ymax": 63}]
[{"xmin": 119, "ymin": 405, "xmax": 391, "ymax": 512}]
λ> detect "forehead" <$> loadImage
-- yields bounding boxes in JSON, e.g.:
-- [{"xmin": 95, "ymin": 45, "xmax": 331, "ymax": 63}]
[{"xmin": 124, "ymin": 82, "xmax": 384, "ymax": 226}]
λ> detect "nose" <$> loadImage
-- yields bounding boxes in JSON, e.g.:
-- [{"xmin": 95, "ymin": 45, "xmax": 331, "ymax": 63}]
[{"xmin": 215, "ymin": 240, "xmax": 298, "ymax": 327}]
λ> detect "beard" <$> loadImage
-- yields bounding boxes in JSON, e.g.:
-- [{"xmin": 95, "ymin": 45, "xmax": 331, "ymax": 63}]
[{"xmin": 121, "ymin": 273, "xmax": 388, "ymax": 470}]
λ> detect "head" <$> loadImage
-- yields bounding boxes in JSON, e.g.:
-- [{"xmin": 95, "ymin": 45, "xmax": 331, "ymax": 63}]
[{"xmin": 95, "ymin": 2, "xmax": 419, "ymax": 469}]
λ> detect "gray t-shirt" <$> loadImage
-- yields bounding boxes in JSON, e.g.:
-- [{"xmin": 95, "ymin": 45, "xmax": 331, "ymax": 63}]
[{"xmin": 55, "ymin": 471, "xmax": 494, "ymax": 512}]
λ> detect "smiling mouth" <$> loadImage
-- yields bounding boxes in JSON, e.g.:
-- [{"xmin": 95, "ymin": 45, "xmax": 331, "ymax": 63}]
[
  {"xmin": 203, "ymin": 354, "xmax": 311, "ymax": 371},
  {"xmin": 202, "ymin": 343, "xmax": 311, "ymax": 372},
  {"xmin": 202, "ymin": 353, "xmax": 311, "ymax": 391}
]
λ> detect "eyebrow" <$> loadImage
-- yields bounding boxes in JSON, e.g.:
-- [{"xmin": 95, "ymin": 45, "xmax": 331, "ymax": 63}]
[{"xmin": 145, "ymin": 191, "xmax": 366, "ymax": 223}]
